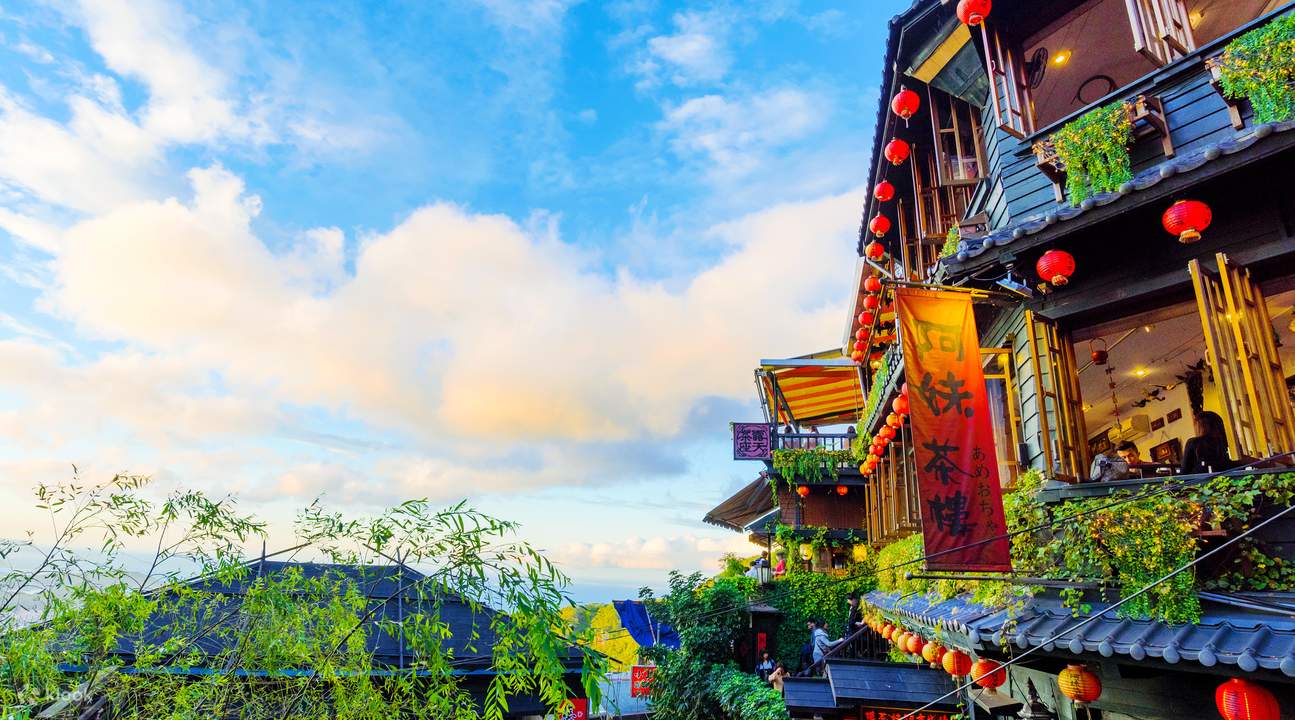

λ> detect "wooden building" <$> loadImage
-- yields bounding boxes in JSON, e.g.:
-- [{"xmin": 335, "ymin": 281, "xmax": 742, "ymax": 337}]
[{"xmin": 713, "ymin": 0, "xmax": 1295, "ymax": 717}]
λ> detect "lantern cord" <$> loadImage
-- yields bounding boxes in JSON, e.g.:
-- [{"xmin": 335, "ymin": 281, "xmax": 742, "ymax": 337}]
[
  {"xmin": 893, "ymin": 500, "xmax": 1295, "ymax": 720},
  {"xmin": 588, "ymin": 451, "xmax": 1295, "ymax": 647}
]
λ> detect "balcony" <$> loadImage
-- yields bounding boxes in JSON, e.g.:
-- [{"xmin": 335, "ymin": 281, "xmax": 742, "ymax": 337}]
[{"xmin": 732, "ymin": 423, "xmax": 856, "ymax": 467}]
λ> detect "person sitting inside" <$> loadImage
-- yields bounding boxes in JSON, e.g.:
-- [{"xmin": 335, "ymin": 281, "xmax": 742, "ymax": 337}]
[
  {"xmin": 768, "ymin": 662, "xmax": 788, "ymax": 693},
  {"xmin": 1182, "ymin": 410, "xmax": 1232, "ymax": 475},
  {"xmin": 1115, "ymin": 441, "xmax": 1143, "ymax": 477},
  {"xmin": 1088, "ymin": 446, "xmax": 1130, "ymax": 482}
]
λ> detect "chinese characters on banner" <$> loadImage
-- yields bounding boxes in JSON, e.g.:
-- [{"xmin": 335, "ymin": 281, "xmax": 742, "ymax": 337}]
[
  {"xmin": 861, "ymin": 710, "xmax": 953, "ymax": 720},
  {"xmin": 561, "ymin": 698, "xmax": 589, "ymax": 720},
  {"xmin": 895, "ymin": 288, "xmax": 1011, "ymax": 572},
  {"xmin": 630, "ymin": 665, "xmax": 656, "ymax": 698}
]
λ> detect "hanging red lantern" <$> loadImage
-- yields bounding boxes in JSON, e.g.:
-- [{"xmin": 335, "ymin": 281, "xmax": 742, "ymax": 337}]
[
  {"xmin": 906, "ymin": 634, "xmax": 926, "ymax": 656},
  {"xmin": 942, "ymin": 649, "xmax": 972, "ymax": 677},
  {"xmin": 795, "ymin": 485, "xmax": 810, "ymax": 498},
  {"xmin": 864, "ymin": 240, "xmax": 887, "ymax": 260},
  {"xmin": 855, "ymin": 328, "xmax": 869, "ymax": 341},
  {"xmin": 923, "ymin": 643, "xmax": 946, "ymax": 669},
  {"xmin": 881, "ymin": 624, "xmax": 894, "ymax": 640},
  {"xmin": 971, "ymin": 658, "xmax": 1006, "ymax": 689},
  {"xmin": 862, "ymin": 294, "xmax": 881, "ymax": 310},
  {"xmin": 957, "ymin": 0, "xmax": 992, "ymax": 26},
  {"xmin": 863, "ymin": 275, "xmax": 883, "ymax": 293},
  {"xmin": 857, "ymin": 462, "xmax": 868, "ymax": 474},
  {"xmin": 873, "ymin": 180, "xmax": 895, "ymax": 203},
  {"xmin": 858, "ymin": 310, "xmax": 876, "ymax": 326},
  {"xmin": 835, "ymin": 484, "xmax": 849, "ymax": 496},
  {"xmin": 893, "ymin": 395, "xmax": 910, "ymax": 415},
  {"xmin": 1162, "ymin": 199, "xmax": 1212, "ymax": 244},
  {"xmin": 879, "ymin": 425, "xmax": 896, "ymax": 440},
  {"xmin": 891, "ymin": 87, "xmax": 921, "ymax": 120},
  {"xmin": 893, "ymin": 630, "xmax": 909, "ymax": 648},
  {"xmin": 1215, "ymin": 678, "xmax": 1279, "ymax": 720},
  {"xmin": 851, "ymin": 350, "xmax": 865, "ymax": 363},
  {"xmin": 884, "ymin": 138, "xmax": 910, "ymax": 165},
  {"xmin": 1058, "ymin": 664, "xmax": 1102, "ymax": 706},
  {"xmin": 1036, "ymin": 249, "xmax": 1076, "ymax": 287},
  {"xmin": 869, "ymin": 214, "xmax": 891, "ymax": 238},
  {"xmin": 886, "ymin": 413, "xmax": 902, "ymax": 428},
  {"xmin": 852, "ymin": 340, "xmax": 866, "ymax": 352}
]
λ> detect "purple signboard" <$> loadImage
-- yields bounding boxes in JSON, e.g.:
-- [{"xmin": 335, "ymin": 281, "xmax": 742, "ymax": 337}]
[{"xmin": 732, "ymin": 423, "xmax": 773, "ymax": 460}]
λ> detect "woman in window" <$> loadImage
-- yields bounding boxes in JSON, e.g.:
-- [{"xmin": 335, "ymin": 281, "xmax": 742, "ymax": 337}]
[{"xmin": 1181, "ymin": 410, "xmax": 1231, "ymax": 475}]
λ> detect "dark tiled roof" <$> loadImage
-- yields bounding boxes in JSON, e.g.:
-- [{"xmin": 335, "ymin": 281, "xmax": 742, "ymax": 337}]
[
  {"xmin": 826, "ymin": 658, "xmax": 958, "ymax": 708},
  {"xmin": 783, "ymin": 677, "xmax": 838, "ymax": 711},
  {"xmin": 865, "ymin": 589, "xmax": 1295, "ymax": 676},
  {"xmin": 946, "ymin": 120, "xmax": 1295, "ymax": 271}
]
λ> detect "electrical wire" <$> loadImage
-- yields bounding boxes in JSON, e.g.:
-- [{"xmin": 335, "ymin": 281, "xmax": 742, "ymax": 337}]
[{"xmin": 894, "ymin": 500, "xmax": 1295, "ymax": 720}]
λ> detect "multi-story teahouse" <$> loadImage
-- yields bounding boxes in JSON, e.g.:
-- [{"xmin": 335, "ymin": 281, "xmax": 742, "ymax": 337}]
[{"xmin": 709, "ymin": 1, "xmax": 1295, "ymax": 718}]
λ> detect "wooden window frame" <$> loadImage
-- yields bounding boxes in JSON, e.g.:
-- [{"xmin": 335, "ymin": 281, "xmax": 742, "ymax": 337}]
[
  {"xmin": 1125, "ymin": 0, "xmax": 1195, "ymax": 67},
  {"xmin": 980, "ymin": 23, "xmax": 1035, "ymax": 139},
  {"xmin": 928, "ymin": 87, "xmax": 987, "ymax": 187}
]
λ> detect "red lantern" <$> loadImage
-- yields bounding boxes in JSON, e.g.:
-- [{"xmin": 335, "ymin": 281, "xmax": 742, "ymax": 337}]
[
  {"xmin": 893, "ymin": 395, "xmax": 910, "ymax": 415},
  {"xmin": 924, "ymin": 643, "xmax": 946, "ymax": 669},
  {"xmin": 957, "ymin": 0, "xmax": 992, "ymax": 25},
  {"xmin": 864, "ymin": 241, "xmax": 887, "ymax": 260},
  {"xmin": 1215, "ymin": 678, "xmax": 1279, "ymax": 720},
  {"xmin": 796, "ymin": 485, "xmax": 810, "ymax": 498},
  {"xmin": 862, "ymin": 294, "xmax": 881, "ymax": 310},
  {"xmin": 906, "ymin": 634, "xmax": 925, "ymax": 655},
  {"xmin": 1036, "ymin": 249, "xmax": 1076, "ymax": 287},
  {"xmin": 879, "ymin": 425, "xmax": 896, "ymax": 440},
  {"xmin": 852, "ymin": 341, "xmax": 865, "ymax": 353},
  {"xmin": 869, "ymin": 214, "xmax": 891, "ymax": 238},
  {"xmin": 855, "ymin": 328, "xmax": 869, "ymax": 341},
  {"xmin": 1058, "ymin": 664, "xmax": 1102, "ymax": 706},
  {"xmin": 886, "ymin": 413, "xmax": 902, "ymax": 428},
  {"xmin": 884, "ymin": 138, "xmax": 910, "ymax": 165},
  {"xmin": 851, "ymin": 350, "xmax": 865, "ymax": 363},
  {"xmin": 863, "ymin": 275, "xmax": 883, "ymax": 293},
  {"xmin": 857, "ymin": 462, "xmax": 868, "ymax": 474},
  {"xmin": 873, "ymin": 180, "xmax": 895, "ymax": 203},
  {"xmin": 893, "ymin": 631, "xmax": 909, "ymax": 648},
  {"xmin": 835, "ymin": 484, "xmax": 849, "ymax": 496},
  {"xmin": 942, "ymin": 649, "xmax": 972, "ymax": 677},
  {"xmin": 971, "ymin": 658, "xmax": 1006, "ymax": 689},
  {"xmin": 1162, "ymin": 199, "xmax": 1212, "ymax": 244},
  {"xmin": 881, "ymin": 624, "xmax": 894, "ymax": 640},
  {"xmin": 858, "ymin": 310, "xmax": 876, "ymax": 326},
  {"xmin": 891, "ymin": 87, "xmax": 921, "ymax": 120}
]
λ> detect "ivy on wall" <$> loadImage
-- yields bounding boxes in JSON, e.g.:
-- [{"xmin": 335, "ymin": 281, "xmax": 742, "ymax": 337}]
[
  {"xmin": 1051, "ymin": 101, "xmax": 1133, "ymax": 206},
  {"xmin": 1217, "ymin": 11, "xmax": 1295, "ymax": 124}
]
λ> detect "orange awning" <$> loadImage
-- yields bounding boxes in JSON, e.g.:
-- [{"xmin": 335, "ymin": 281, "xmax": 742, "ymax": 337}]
[{"xmin": 758, "ymin": 350, "xmax": 866, "ymax": 427}]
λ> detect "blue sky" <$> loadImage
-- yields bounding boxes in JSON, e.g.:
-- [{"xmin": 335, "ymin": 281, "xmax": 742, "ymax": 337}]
[{"xmin": 0, "ymin": 0, "xmax": 899, "ymax": 601}]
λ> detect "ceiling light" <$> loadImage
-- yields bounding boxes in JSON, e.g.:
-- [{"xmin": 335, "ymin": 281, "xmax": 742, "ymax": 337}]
[
  {"xmin": 1082, "ymin": 403, "xmax": 1092, "ymax": 413},
  {"xmin": 1133, "ymin": 368, "xmax": 1149, "ymax": 378},
  {"xmin": 1142, "ymin": 324, "xmax": 1154, "ymax": 333},
  {"xmin": 1053, "ymin": 51, "xmax": 1071, "ymax": 66},
  {"xmin": 1189, "ymin": 10, "xmax": 1204, "ymax": 29}
]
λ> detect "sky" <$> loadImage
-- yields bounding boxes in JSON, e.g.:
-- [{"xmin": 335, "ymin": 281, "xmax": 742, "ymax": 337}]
[{"xmin": 0, "ymin": 0, "xmax": 900, "ymax": 602}]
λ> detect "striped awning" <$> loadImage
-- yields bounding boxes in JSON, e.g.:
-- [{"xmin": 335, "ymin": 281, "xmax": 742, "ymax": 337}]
[{"xmin": 758, "ymin": 350, "xmax": 865, "ymax": 427}]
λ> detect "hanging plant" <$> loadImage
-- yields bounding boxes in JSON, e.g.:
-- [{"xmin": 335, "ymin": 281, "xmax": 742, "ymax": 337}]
[
  {"xmin": 939, "ymin": 226, "xmax": 960, "ymax": 259},
  {"xmin": 771, "ymin": 447, "xmax": 853, "ymax": 487},
  {"xmin": 1216, "ymin": 12, "xmax": 1295, "ymax": 124},
  {"xmin": 1050, "ymin": 101, "xmax": 1133, "ymax": 206}
]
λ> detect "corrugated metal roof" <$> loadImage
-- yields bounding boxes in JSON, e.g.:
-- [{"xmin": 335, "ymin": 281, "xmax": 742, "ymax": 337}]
[
  {"xmin": 945, "ymin": 119, "xmax": 1295, "ymax": 273},
  {"xmin": 865, "ymin": 588, "xmax": 1295, "ymax": 676}
]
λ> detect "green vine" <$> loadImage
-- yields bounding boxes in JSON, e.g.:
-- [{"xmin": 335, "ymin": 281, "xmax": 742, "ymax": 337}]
[
  {"xmin": 1051, "ymin": 101, "xmax": 1133, "ymax": 206},
  {"xmin": 1217, "ymin": 11, "xmax": 1295, "ymax": 124},
  {"xmin": 853, "ymin": 359, "xmax": 893, "ymax": 461},
  {"xmin": 940, "ymin": 226, "xmax": 960, "ymax": 259},
  {"xmin": 763, "ymin": 566, "xmax": 876, "ymax": 669},
  {"xmin": 709, "ymin": 665, "xmax": 789, "ymax": 720},
  {"xmin": 771, "ymin": 448, "xmax": 852, "ymax": 487}
]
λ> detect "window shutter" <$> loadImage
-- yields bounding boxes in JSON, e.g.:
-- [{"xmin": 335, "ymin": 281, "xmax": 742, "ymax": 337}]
[
  {"xmin": 1125, "ymin": 0, "xmax": 1195, "ymax": 66},
  {"xmin": 980, "ymin": 24, "xmax": 1035, "ymax": 138}
]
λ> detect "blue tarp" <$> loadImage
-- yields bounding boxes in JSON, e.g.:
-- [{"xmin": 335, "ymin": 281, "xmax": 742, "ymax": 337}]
[{"xmin": 613, "ymin": 600, "xmax": 680, "ymax": 650}]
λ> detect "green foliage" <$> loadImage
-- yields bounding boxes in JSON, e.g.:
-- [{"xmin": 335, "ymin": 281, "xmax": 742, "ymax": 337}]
[
  {"xmin": 1051, "ymin": 101, "xmax": 1133, "ymax": 205},
  {"xmin": 940, "ymin": 226, "xmax": 960, "ymax": 259},
  {"xmin": 639, "ymin": 573, "xmax": 757, "ymax": 720},
  {"xmin": 560, "ymin": 604, "xmax": 639, "ymax": 671},
  {"xmin": 1217, "ymin": 11, "xmax": 1295, "ymax": 123},
  {"xmin": 709, "ymin": 665, "xmax": 789, "ymax": 720},
  {"xmin": 0, "ymin": 474, "xmax": 606, "ymax": 720},
  {"xmin": 771, "ymin": 448, "xmax": 853, "ymax": 487},
  {"xmin": 854, "ymin": 359, "xmax": 893, "ymax": 461},
  {"xmin": 764, "ymin": 568, "xmax": 875, "ymax": 670}
]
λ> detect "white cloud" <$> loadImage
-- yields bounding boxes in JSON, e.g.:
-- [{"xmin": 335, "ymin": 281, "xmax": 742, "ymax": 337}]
[
  {"xmin": 646, "ymin": 12, "xmax": 731, "ymax": 86},
  {"xmin": 660, "ymin": 88, "xmax": 825, "ymax": 182},
  {"xmin": 553, "ymin": 533, "xmax": 753, "ymax": 571}
]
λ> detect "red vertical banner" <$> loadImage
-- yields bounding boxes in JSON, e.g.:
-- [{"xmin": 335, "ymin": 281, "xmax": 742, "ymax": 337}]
[
  {"xmin": 562, "ymin": 698, "xmax": 589, "ymax": 720},
  {"xmin": 895, "ymin": 288, "xmax": 1011, "ymax": 572}
]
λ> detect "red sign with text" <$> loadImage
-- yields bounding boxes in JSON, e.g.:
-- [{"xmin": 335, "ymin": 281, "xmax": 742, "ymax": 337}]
[
  {"xmin": 561, "ymin": 698, "xmax": 588, "ymax": 720},
  {"xmin": 630, "ymin": 665, "xmax": 655, "ymax": 698},
  {"xmin": 896, "ymin": 288, "xmax": 1011, "ymax": 572}
]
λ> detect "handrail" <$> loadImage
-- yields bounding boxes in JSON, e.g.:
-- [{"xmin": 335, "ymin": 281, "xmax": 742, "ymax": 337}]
[{"xmin": 797, "ymin": 623, "xmax": 873, "ymax": 677}]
